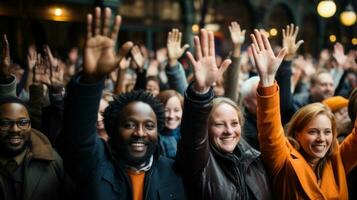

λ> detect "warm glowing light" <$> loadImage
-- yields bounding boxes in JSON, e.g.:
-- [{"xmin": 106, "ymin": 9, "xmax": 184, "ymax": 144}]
[
  {"xmin": 329, "ymin": 34, "xmax": 336, "ymax": 43},
  {"xmin": 340, "ymin": 4, "xmax": 356, "ymax": 26},
  {"xmin": 54, "ymin": 8, "xmax": 62, "ymax": 16},
  {"xmin": 192, "ymin": 24, "xmax": 199, "ymax": 33},
  {"xmin": 352, "ymin": 38, "xmax": 357, "ymax": 46},
  {"xmin": 205, "ymin": 23, "xmax": 220, "ymax": 32},
  {"xmin": 269, "ymin": 28, "xmax": 278, "ymax": 36},
  {"xmin": 317, "ymin": 0, "xmax": 336, "ymax": 18}
]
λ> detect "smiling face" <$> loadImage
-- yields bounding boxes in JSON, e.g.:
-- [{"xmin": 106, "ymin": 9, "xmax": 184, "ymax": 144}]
[
  {"xmin": 296, "ymin": 114, "xmax": 333, "ymax": 165},
  {"xmin": 209, "ymin": 103, "xmax": 242, "ymax": 153},
  {"xmin": 164, "ymin": 96, "xmax": 183, "ymax": 130},
  {"xmin": 0, "ymin": 103, "xmax": 31, "ymax": 158},
  {"xmin": 113, "ymin": 101, "xmax": 158, "ymax": 166}
]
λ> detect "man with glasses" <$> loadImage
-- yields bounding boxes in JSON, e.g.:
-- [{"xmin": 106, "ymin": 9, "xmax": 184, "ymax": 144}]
[
  {"xmin": 0, "ymin": 96, "xmax": 73, "ymax": 200},
  {"xmin": 0, "ymin": 35, "xmax": 73, "ymax": 199}
]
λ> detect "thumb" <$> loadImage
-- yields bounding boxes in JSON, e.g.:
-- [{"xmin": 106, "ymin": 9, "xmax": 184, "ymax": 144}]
[
  {"xmin": 218, "ymin": 59, "xmax": 232, "ymax": 77},
  {"xmin": 277, "ymin": 48, "xmax": 287, "ymax": 61},
  {"xmin": 118, "ymin": 41, "xmax": 134, "ymax": 61},
  {"xmin": 182, "ymin": 44, "xmax": 190, "ymax": 52},
  {"xmin": 295, "ymin": 40, "xmax": 304, "ymax": 50}
]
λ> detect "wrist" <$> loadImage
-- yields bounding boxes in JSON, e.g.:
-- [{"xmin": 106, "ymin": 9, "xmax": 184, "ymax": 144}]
[
  {"xmin": 260, "ymin": 75, "xmax": 275, "ymax": 87},
  {"xmin": 169, "ymin": 59, "xmax": 178, "ymax": 67},
  {"xmin": 193, "ymin": 83, "xmax": 210, "ymax": 94}
]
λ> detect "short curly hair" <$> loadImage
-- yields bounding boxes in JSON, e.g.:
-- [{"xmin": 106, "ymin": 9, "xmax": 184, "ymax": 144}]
[{"xmin": 103, "ymin": 90, "xmax": 165, "ymax": 136}]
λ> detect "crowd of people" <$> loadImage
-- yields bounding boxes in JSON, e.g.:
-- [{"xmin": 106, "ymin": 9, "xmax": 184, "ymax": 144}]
[{"xmin": 0, "ymin": 6, "xmax": 356, "ymax": 200}]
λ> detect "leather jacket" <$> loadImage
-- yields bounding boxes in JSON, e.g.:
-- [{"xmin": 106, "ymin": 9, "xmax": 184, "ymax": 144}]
[{"xmin": 176, "ymin": 84, "xmax": 272, "ymax": 200}]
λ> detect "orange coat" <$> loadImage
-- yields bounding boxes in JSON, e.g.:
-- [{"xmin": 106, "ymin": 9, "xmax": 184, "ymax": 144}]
[{"xmin": 257, "ymin": 83, "xmax": 357, "ymax": 200}]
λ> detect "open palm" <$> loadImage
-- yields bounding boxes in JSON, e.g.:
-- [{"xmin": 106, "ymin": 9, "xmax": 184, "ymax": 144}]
[
  {"xmin": 250, "ymin": 29, "xmax": 286, "ymax": 86},
  {"xmin": 186, "ymin": 29, "xmax": 231, "ymax": 92}
]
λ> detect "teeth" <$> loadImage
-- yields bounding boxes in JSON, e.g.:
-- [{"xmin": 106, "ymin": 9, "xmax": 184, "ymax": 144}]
[
  {"xmin": 131, "ymin": 143, "xmax": 145, "ymax": 147},
  {"xmin": 9, "ymin": 138, "xmax": 22, "ymax": 145}
]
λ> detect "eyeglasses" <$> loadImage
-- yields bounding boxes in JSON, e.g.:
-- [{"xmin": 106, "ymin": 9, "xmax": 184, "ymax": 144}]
[{"xmin": 0, "ymin": 119, "xmax": 31, "ymax": 131}]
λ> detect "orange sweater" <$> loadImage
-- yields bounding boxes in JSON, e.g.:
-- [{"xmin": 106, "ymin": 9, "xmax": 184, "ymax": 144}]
[
  {"xmin": 257, "ymin": 83, "xmax": 357, "ymax": 200},
  {"xmin": 127, "ymin": 170, "xmax": 145, "ymax": 200}
]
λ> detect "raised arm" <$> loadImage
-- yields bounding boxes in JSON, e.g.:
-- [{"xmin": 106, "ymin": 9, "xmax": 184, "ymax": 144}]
[
  {"xmin": 61, "ymin": 7, "xmax": 133, "ymax": 180},
  {"xmin": 225, "ymin": 21, "xmax": 245, "ymax": 102},
  {"xmin": 251, "ymin": 29, "xmax": 290, "ymax": 175},
  {"xmin": 340, "ymin": 88, "xmax": 357, "ymax": 174},
  {"xmin": 0, "ymin": 34, "xmax": 17, "ymax": 98},
  {"xmin": 165, "ymin": 28, "xmax": 189, "ymax": 94},
  {"xmin": 176, "ymin": 29, "xmax": 231, "ymax": 175},
  {"xmin": 277, "ymin": 24, "xmax": 304, "ymax": 124}
]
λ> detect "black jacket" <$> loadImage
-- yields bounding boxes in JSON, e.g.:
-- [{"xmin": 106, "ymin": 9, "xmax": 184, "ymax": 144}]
[
  {"xmin": 60, "ymin": 76, "xmax": 186, "ymax": 199},
  {"xmin": 176, "ymin": 84, "xmax": 272, "ymax": 200}
]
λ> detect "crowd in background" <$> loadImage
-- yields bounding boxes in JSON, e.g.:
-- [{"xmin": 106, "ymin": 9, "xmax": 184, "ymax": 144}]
[{"xmin": 0, "ymin": 6, "xmax": 356, "ymax": 200}]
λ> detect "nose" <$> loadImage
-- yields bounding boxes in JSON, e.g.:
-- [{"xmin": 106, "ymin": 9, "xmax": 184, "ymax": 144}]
[
  {"xmin": 225, "ymin": 125, "xmax": 235, "ymax": 135},
  {"xmin": 168, "ymin": 110, "xmax": 175, "ymax": 119},
  {"xmin": 133, "ymin": 125, "xmax": 145, "ymax": 137},
  {"xmin": 9, "ymin": 122, "xmax": 21, "ymax": 132}
]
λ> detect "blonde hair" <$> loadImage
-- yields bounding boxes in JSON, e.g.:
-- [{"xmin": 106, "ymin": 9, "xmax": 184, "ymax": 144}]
[
  {"xmin": 209, "ymin": 97, "xmax": 244, "ymax": 129},
  {"xmin": 285, "ymin": 103, "xmax": 337, "ymax": 179}
]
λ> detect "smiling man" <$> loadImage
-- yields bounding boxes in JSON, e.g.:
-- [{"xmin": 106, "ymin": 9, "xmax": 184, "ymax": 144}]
[
  {"xmin": 60, "ymin": 7, "xmax": 186, "ymax": 200},
  {"xmin": 0, "ymin": 96, "xmax": 72, "ymax": 200}
]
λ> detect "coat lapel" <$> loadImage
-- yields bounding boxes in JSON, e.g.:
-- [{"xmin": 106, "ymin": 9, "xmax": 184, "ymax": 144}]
[
  {"xmin": 290, "ymin": 150, "xmax": 327, "ymax": 200},
  {"xmin": 23, "ymin": 160, "xmax": 46, "ymax": 200}
]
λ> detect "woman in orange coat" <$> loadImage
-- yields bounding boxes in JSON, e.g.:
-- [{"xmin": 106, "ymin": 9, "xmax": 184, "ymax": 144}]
[{"xmin": 250, "ymin": 29, "xmax": 357, "ymax": 199}]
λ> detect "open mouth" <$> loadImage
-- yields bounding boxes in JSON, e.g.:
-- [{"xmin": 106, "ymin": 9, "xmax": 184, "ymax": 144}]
[
  {"xmin": 6, "ymin": 136, "xmax": 24, "ymax": 146},
  {"xmin": 129, "ymin": 141, "xmax": 147, "ymax": 152}
]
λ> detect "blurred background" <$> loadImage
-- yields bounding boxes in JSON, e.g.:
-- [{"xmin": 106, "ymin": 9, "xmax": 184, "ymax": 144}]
[{"xmin": 0, "ymin": 0, "xmax": 356, "ymax": 64}]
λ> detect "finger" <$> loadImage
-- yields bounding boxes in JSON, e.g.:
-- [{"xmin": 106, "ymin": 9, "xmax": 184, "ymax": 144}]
[
  {"xmin": 293, "ymin": 26, "xmax": 299, "ymax": 39},
  {"xmin": 250, "ymin": 44, "xmax": 259, "ymax": 67},
  {"xmin": 102, "ymin": 8, "xmax": 111, "ymax": 36},
  {"xmin": 182, "ymin": 44, "xmax": 190, "ymax": 52},
  {"xmin": 87, "ymin": 14, "xmax": 93, "ymax": 38},
  {"xmin": 277, "ymin": 48, "xmax": 287, "ymax": 61},
  {"xmin": 167, "ymin": 31, "xmax": 172, "ymax": 44},
  {"xmin": 218, "ymin": 59, "xmax": 232, "ymax": 76},
  {"xmin": 117, "ymin": 41, "xmax": 134, "ymax": 61},
  {"xmin": 250, "ymin": 33, "xmax": 260, "ymax": 52},
  {"xmin": 186, "ymin": 51, "xmax": 198, "ymax": 71},
  {"xmin": 282, "ymin": 29, "xmax": 286, "ymax": 39},
  {"xmin": 193, "ymin": 36, "xmax": 202, "ymax": 60},
  {"xmin": 94, "ymin": 7, "xmax": 101, "ymax": 36},
  {"xmin": 254, "ymin": 29, "xmax": 265, "ymax": 50},
  {"xmin": 174, "ymin": 29, "xmax": 180, "ymax": 42},
  {"xmin": 178, "ymin": 31, "xmax": 182, "ymax": 45},
  {"xmin": 262, "ymin": 32, "xmax": 272, "ymax": 51},
  {"xmin": 295, "ymin": 40, "xmax": 304, "ymax": 50},
  {"xmin": 286, "ymin": 25, "xmax": 290, "ymax": 37},
  {"xmin": 289, "ymin": 24, "xmax": 294, "ymax": 36},
  {"xmin": 200, "ymin": 29, "xmax": 209, "ymax": 57},
  {"xmin": 3, "ymin": 34, "xmax": 10, "ymax": 59},
  {"xmin": 208, "ymin": 31, "xmax": 215, "ymax": 57},
  {"xmin": 241, "ymin": 29, "xmax": 246, "ymax": 36},
  {"xmin": 111, "ymin": 15, "xmax": 122, "ymax": 41}
]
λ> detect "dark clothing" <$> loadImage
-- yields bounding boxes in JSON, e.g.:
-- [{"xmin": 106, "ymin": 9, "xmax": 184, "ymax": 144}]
[
  {"xmin": 159, "ymin": 128, "xmax": 181, "ymax": 159},
  {"xmin": 0, "ymin": 129, "xmax": 72, "ymax": 200},
  {"xmin": 61, "ymin": 76, "xmax": 186, "ymax": 199},
  {"xmin": 242, "ymin": 109, "xmax": 259, "ymax": 150},
  {"xmin": 176, "ymin": 84, "xmax": 272, "ymax": 200}
]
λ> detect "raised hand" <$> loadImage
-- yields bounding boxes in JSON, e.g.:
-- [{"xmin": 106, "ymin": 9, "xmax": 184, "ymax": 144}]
[
  {"xmin": 44, "ymin": 45, "xmax": 59, "ymax": 68},
  {"xmin": 250, "ymin": 29, "xmax": 286, "ymax": 87},
  {"xmin": 1, "ymin": 34, "xmax": 11, "ymax": 79},
  {"xmin": 186, "ymin": 29, "xmax": 231, "ymax": 93},
  {"xmin": 130, "ymin": 45, "xmax": 145, "ymax": 70},
  {"xmin": 27, "ymin": 45, "xmax": 37, "ymax": 71},
  {"xmin": 282, "ymin": 24, "xmax": 304, "ymax": 61},
  {"xmin": 83, "ymin": 7, "xmax": 133, "ymax": 81},
  {"xmin": 333, "ymin": 42, "xmax": 347, "ymax": 68},
  {"xmin": 167, "ymin": 28, "xmax": 189, "ymax": 66},
  {"xmin": 229, "ymin": 21, "xmax": 245, "ymax": 57},
  {"xmin": 33, "ymin": 54, "xmax": 51, "ymax": 85}
]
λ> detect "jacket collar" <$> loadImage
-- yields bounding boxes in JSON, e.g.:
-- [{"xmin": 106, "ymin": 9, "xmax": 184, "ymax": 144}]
[{"xmin": 29, "ymin": 128, "xmax": 54, "ymax": 161}]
